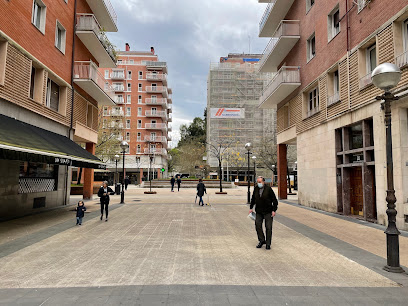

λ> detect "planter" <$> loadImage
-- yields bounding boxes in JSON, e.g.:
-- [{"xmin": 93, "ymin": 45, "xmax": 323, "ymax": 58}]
[
  {"xmin": 144, "ymin": 191, "xmax": 157, "ymax": 194},
  {"xmin": 215, "ymin": 192, "xmax": 228, "ymax": 195}
]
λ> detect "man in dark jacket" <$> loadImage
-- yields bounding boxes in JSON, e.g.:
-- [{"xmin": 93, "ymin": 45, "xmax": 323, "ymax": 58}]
[
  {"xmin": 170, "ymin": 176, "xmax": 175, "ymax": 192},
  {"xmin": 98, "ymin": 181, "xmax": 115, "ymax": 222},
  {"xmin": 249, "ymin": 176, "xmax": 278, "ymax": 250},
  {"xmin": 176, "ymin": 176, "xmax": 181, "ymax": 192},
  {"xmin": 196, "ymin": 179, "xmax": 207, "ymax": 206}
]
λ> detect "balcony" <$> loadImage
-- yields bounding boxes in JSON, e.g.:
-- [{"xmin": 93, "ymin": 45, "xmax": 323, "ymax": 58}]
[
  {"xmin": 145, "ymin": 110, "xmax": 167, "ymax": 119},
  {"xmin": 167, "ymin": 115, "xmax": 172, "ymax": 122},
  {"xmin": 259, "ymin": 20, "xmax": 300, "ymax": 73},
  {"xmin": 168, "ymin": 125, "xmax": 172, "ymax": 132},
  {"xmin": 167, "ymin": 95, "xmax": 173, "ymax": 104},
  {"xmin": 258, "ymin": 66, "xmax": 301, "ymax": 109},
  {"xmin": 146, "ymin": 73, "xmax": 167, "ymax": 85},
  {"xmin": 110, "ymin": 70, "xmax": 125, "ymax": 80},
  {"xmin": 146, "ymin": 61, "xmax": 168, "ymax": 73},
  {"xmin": 144, "ymin": 136, "xmax": 168, "ymax": 143},
  {"xmin": 144, "ymin": 148, "xmax": 168, "ymax": 156},
  {"xmin": 167, "ymin": 135, "xmax": 172, "ymax": 141},
  {"xmin": 145, "ymin": 98, "xmax": 168, "ymax": 106},
  {"xmin": 167, "ymin": 104, "xmax": 173, "ymax": 113},
  {"xmin": 73, "ymin": 61, "xmax": 115, "ymax": 106},
  {"xmin": 110, "ymin": 109, "xmax": 124, "ymax": 116},
  {"xmin": 112, "ymin": 83, "xmax": 125, "ymax": 91},
  {"xmin": 359, "ymin": 72, "xmax": 373, "ymax": 90},
  {"xmin": 76, "ymin": 14, "xmax": 116, "ymax": 68},
  {"xmin": 396, "ymin": 50, "xmax": 408, "ymax": 69},
  {"xmin": 146, "ymin": 86, "xmax": 168, "ymax": 97},
  {"xmin": 259, "ymin": 0, "xmax": 296, "ymax": 37},
  {"xmin": 168, "ymin": 87, "xmax": 173, "ymax": 94},
  {"xmin": 85, "ymin": 0, "xmax": 118, "ymax": 32},
  {"xmin": 113, "ymin": 95, "xmax": 124, "ymax": 104},
  {"xmin": 145, "ymin": 123, "xmax": 168, "ymax": 131}
]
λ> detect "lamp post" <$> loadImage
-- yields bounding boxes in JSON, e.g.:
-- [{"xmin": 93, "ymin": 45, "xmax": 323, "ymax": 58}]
[
  {"xmin": 371, "ymin": 63, "xmax": 404, "ymax": 273},
  {"xmin": 120, "ymin": 141, "xmax": 129, "ymax": 204},
  {"xmin": 114, "ymin": 154, "xmax": 120, "ymax": 195},
  {"xmin": 245, "ymin": 143, "xmax": 252, "ymax": 204},
  {"xmin": 252, "ymin": 156, "xmax": 257, "ymax": 183},
  {"xmin": 149, "ymin": 154, "xmax": 154, "ymax": 193}
]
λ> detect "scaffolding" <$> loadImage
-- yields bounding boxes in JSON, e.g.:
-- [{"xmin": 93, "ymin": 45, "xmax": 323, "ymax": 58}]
[{"xmin": 206, "ymin": 58, "xmax": 277, "ymax": 170}]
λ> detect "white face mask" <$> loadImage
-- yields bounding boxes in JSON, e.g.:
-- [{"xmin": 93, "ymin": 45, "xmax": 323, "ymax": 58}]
[{"xmin": 257, "ymin": 183, "xmax": 264, "ymax": 188}]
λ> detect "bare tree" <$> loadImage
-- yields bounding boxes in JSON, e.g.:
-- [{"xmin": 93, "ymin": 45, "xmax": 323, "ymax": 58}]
[{"xmin": 206, "ymin": 139, "xmax": 234, "ymax": 192}]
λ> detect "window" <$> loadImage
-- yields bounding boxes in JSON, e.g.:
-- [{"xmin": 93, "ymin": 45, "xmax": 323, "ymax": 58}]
[
  {"xmin": 127, "ymin": 83, "xmax": 131, "ymax": 91},
  {"xmin": 117, "ymin": 60, "xmax": 122, "ymax": 64},
  {"xmin": 137, "ymin": 145, "xmax": 141, "ymax": 153},
  {"xmin": 137, "ymin": 120, "xmax": 142, "ymax": 128},
  {"xmin": 103, "ymin": 106, "xmax": 108, "ymax": 116},
  {"xmin": 127, "ymin": 94, "xmax": 131, "ymax": 104},
  {"xmin": 366, "ymin": 44, "xmax": 377, "ymax": 74},
  {"xmin": 350, "ymin": 123, "xmax": 363, "ymax": 149},
  {"xmin": 307, "ymin": 86, "xmax": 319, "ymax": 117},
  {"xmin": 328, "ymin": 69, "xmax": 340, "ymax": 106},
  {"xmin": 117, "ymin": 94, "xmax": 123, "ymax": 103},
  {"xmin": 137, "ymin": 132, "xmax": 141, "ymax": 141},
  {"xmin": 136, "ymin": 157, "xmax": 140, "ymax": 164},
  {"xmin": 29, "ymin": 66, "xmax": 36, "ymax": 99},
  {"xmin": 32, "ymin": 0, "xmax": 46, "ymax": 33},
  {"xmin": 55, "ymin": 21, "xmax": 66, "ymax": 53},
  {"xmin": 103, "ymin": 119, "xmax": 107, "ymax": 128},
  {"xmin": 138, "ymin": 95, "xmax": 142, "ymax": 103},
  {"xmin": 152, "ymin": 107, "xmax": 157, "ymax": 114},
  {"xmin": 151, "ymin": 132, "xmax": 156, "ymax": 141},
  {"xmin": 151, "ymin": 95, "xmax": 157, "ymax": 102},
  {"xmin": 126, "ymin": 120, "xmax": 131, "ymax": 129},
  {"xmin": 105, "ymin": 70, "xmax": 109, "ymax": 78},
  {"xmin": 126, "ymin": 107, "xmax": 131, "ymax": 116},
  {"xmin": 404, "ymin": 19, "xmax": 408, "ymax": 52},
  {"xmin": 307, "ymin": 33, "xmax": 316, "ymax": 62},
  {"xmin": 138, "ymin": 107, "xmax": 142, "ymax": 116},
  {"xmin": 306, "ymin": 0, "xmax": 315, "ymax": 13},
  {"xmin": 139, "ymin": 71, "xmax": 143, "ymax": 80},
  {"xmin": 138, "ymin": 83, "xmax": 142, "ymax": 92},
  {"xmin": 46, "ymin": 78, "xmax": 59, "ymax": 112},
  {"xmin": 126, "ymin": 132, "xmax": 130, "ymax": 141},
  {"xmin": 333, "ymin": 70, "xmax": 339, "ymax": 96},
  {"xmin": 128, "ymin": 71, "xmax": 132, "ymax": 80},
  {"xmin": 130, "ymin": 59, "xmax": 134, "ymax": 64},
  {"xmin": 328, "ymin": 7, "xmax": 340, "ymax": 41}
]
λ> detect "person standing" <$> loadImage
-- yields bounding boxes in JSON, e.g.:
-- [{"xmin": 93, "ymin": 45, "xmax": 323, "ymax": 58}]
[
  {"xmin": 196, "ymin": 179, "xmax": 207, "ymax": 206},
  {"xmin": 177, "ymin": 176, "xmax": 181, "ymax": 192},
  {"xmin": 170, "ymin": 176, "xmax": 175, "ymax": 192},
  {"xmin": 249, "ymin": 176, "xmax": 278, "ymax": 250},
  {"xmin": 125, "ymin": 176, "xmax": 130, "ymax": 191},
  {"xmin": 98, "ymin": 181, "xmax": 115, "ymax": 222},
  {"xmin": 75, "ymin": 201, "xmax": 86, "ymax": 225}
]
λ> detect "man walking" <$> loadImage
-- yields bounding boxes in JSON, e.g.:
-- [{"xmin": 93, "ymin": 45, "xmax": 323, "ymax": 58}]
[
  {"xmin": 176, "ymin": 175, "xmax": 181, "ymax": 192},
  {"xmin": 249, "ymin": 176, "xmax": 278, "ymax": 250},
  {"xmin": 196, "ymin": 178, "xmax": 207, "ymax": 206},
  {"xmin": 170, "ymin": 176, "xmax": 175, "ymax": 192}
]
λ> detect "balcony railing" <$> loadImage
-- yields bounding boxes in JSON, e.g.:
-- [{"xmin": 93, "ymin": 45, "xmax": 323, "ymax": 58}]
[
  {"xmin": 111, "ymin": 70, "xmax": 125, "ymax": 79},
  {"xmin": 259, "ymin": 20, "xmax": 300, "ymax": 72},
  {"xmin": 327, "ymin": 92, "xmax": 340, "ymax": 106},
  {"xmin": 146, "ymin": 86, "xmax": 168, "ymax": 93},
  {"xmin": 144, "ymin": 148, "xmax": 168, "ymax": 156},
  {"xmin": 259, "ymin": 1, "xmax": 277, "ymax": 34},
  {"xmin": 396, "ymin": 50, "xmax": 408, "ymax": 69},
  {"xmin": 113, "ymin": 84, "xmax": 125, "ymax": 91},
  {"xmin": 144, "ymin": 136, "xmax": 168, "ymax": 143},
  {"xmin": 145, "ymin": 110, "xmax": 167, "ymax": 118},
  {"xmin": 101, "ymin": 0, "xmax": 117, "ymax": 25},
  {"xmin": 359, "ymin": 72, "xmax": 373, "ymax": 89},
  {"xmin": 145, "ymin": 123, "xmax": 168, "ymax": 130},
  {"xmin": 145, "ymin": 98, "xmax": 168, "ymax": 105},
  {"xmin": 110, "ymin": 109, "xmax": 124, "ymax": 116},
  {"xmin": 146, "ymin": 73, "xmax": 167, "ymax": 82},
  {"xmin": 73, "ymin": 61, "xmax": 114, "ymax": 100},
  {"xmin": 76, "ymin": 14, "xmax": 116, "ymax": 63},
  {"xmin": 113, "ymin": 96, "xmax": 124, "ymax": 104},
  {"xmin": 146, "ymin": 61, "xmax": 167, "ymax": 68}
]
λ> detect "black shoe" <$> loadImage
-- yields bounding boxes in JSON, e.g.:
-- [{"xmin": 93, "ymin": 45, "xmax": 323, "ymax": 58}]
[
  {"xmin": 266, "ymin": 245, "xmax": 271, "ymax": 250},
  {"xmin": 256, "ymin": 242, "xmax": 265, "ymax": 249},
  {"xmin": 100, "ymin": 215, "xmax": 103, "ymax": 221},
  {"xmin": 79, "ymin": 224, "xmax": 82, "ymax": 226},
  {"xmin": 105, "ymin": 218, "xmax": 108, "ymax": 222}
]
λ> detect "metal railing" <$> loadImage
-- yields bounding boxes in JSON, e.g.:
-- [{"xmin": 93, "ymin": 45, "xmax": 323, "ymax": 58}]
[
  {"xmin": 110, "ymin": 109, "xmax": 124, "ymax": 116},
  {"xmin": 145, "ymin": 110, "xmax": 167, "ymax": 118},
  {"xmin": 261, "ymin": 66, "xmax": 300, "ymax": 101},
  {"xmin": 259, "ymin": 20, "xmax": 300, "ymax": 70},
  {"xmin": 146, "ymin": 86, "xmax": 168, "ymax": 93},
  {"xmin": 113, "ymin": 84, "xmax": 125, "ymax": 91},
  {"xmin": 259, "ymin": 0, "xmax": 277, "ymax": 34},
  {"xmin": 111, "ymin": 71, "xmax": 125, "ymax": 79},
  {"xmin": 396, "ymin": 50, "xmax": 408, "ymax": 69},
  {"xmin": 19, "ymin": 178, "xmax": 56, "ymax": 194},
  {"xmin": 145, "ymin": 123, "xmax": 168, "ymax": 130},
  {"xmin": 73, "ymin": 61, "xmax": 114, "ymax": 99},
  {"xmin": 144, "ymin": 148, "xmax": 167, "ymax": 156},
  {"xmin": 146, "ymin": 61, "xmax": 167, "ymax": 68},
  {"xmin": 327, "ymin": 92, "xmax": 340, "ymax": 106},
  {"xmin": 101, "ymin": 0, "xmax": 118, "ymax": 26},
  {"xmin": 146, "ymin": 73, "xmax": 167, "ymax": 81},
  {"xmin": 144, "ymin": 136, "xmax": 168, "ymax": 143},
  {"xmin": 76, "ymin": 14, "xmax": 116, "ymax": 62},
  {"xmin": 145, "ymin": 98, "xmax": 168, "ymax": 105},
  {"xmin": 359, "ymin": 72, "xmax": 373, "ymax": 89}
]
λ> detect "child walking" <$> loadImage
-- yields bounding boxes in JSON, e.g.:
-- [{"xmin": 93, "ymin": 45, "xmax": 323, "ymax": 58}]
[{"xmin": 75, "ymin": 201, "xmax": 87, "ymax": 225}]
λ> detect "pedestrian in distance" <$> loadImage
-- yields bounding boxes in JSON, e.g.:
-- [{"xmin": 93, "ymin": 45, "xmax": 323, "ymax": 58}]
[
  {"xmin": 197, "ymin": 178, "xmax": 207, "ymax": 206},
  {"xmin": 170, "ymin": 176, "xmax": 175, "ymax": 192},
  {"xmin": 125, "ymin": 176, "xmax": 130, "ymax": 191},
  {"xmin": 75, "ymin": 200, "xmax": 86, "ymax": 225},
  {"xmin": 249, "ymin": 176, "xmax": 278, "ymax": 250},
  {"xmin": 177, "ymin": 176, "xmax": 182, "ymax": 192},
  {"xmin": 98, "ymin": 181, "xmax": 115, "ymax": 222}
]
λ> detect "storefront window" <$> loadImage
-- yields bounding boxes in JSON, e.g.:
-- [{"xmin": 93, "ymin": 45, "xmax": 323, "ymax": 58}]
[
  {"xmin": 350, "ymin": 123, "xmax": 363, "ymax": 149},
  {"xmin": 19, "ymin": 162, "xmax": 56, "ymax": 178}
]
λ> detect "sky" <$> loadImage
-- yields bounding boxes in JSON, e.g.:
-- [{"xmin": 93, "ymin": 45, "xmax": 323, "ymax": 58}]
[{"xmin": 109, "ymin": 0, "xmax": 270, "ymax": 147}]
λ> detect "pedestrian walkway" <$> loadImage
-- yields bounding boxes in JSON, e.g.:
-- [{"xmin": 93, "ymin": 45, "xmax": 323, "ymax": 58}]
[{"xmin": 0, "ymin": 187, "xmax": 407, "ymax": 305}]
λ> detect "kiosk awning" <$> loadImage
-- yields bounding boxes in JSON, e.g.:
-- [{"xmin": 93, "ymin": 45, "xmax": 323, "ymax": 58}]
[{"xmin": 0, "ymin": 114, "xmax": 106, "ymax": 169}]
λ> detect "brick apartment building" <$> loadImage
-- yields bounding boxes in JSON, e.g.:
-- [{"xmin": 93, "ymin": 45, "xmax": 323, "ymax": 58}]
[
  {"xmin": 101, "ymin": 45, "xmax": 172, "ymax": 184},
  {"xmin": 0, "ymin": 0, "xmax": 117, "ymax": 219},
  {"xmin": 257, "ymin": 0, "xmax": 408, "ymax": 230}
]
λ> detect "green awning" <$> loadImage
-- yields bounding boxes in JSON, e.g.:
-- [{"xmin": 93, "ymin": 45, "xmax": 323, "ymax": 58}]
[{"xmin": 0, "ymin": 114, "xmax": 106, "ymax": 169}]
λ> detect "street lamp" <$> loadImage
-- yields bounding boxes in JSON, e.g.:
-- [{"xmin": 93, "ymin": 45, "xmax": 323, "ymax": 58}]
[
  {"xmin": 252, "ymin": 156, "xmax": 257, "ymax": 183},
  {"xmin": 114, "ymin": 154, "xmax": 120, "ymax": 195},
  {"xmin": 371, "ymin": 63, "xmax": 404, "ymax": 273},
  {"xmin": 119, "ymin": 141, "xmax": 129, "ymax": 204},
  {"xmin": 245, "ymin": 142, "xmax": 252, "ymax": 204}
]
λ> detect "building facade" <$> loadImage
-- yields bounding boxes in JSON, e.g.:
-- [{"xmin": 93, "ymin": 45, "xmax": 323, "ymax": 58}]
[
  {"xmin": 257, "ymin": 0, "xmax": 408, "ymax": 230},
  {"xmin": 206, "ymin": 54, "xmax": 276, "ymax": 181},
  {"xmin": 101, "ymin": 45, "xmax": 172, "ymax": 184},
  {"xmin": 0, "ymin": 0, "xmax": 117, "ymax": 219}
]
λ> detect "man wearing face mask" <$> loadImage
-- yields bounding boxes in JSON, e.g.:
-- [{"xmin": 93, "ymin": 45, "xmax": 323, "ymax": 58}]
[{"xmin": 249, "ymin": 176, "xmax": 278, "ymax": 250}]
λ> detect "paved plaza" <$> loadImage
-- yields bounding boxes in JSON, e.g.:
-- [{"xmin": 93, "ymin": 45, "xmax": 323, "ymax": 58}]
[{"xmin": 0, "ymin": 186, "xmax": 407, "ymax": 305}]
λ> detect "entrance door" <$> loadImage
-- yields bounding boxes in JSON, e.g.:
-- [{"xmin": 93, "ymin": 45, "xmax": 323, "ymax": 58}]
[{"xmin": 350, "ymin": 167, "xmax": 363, "ymax": 216}]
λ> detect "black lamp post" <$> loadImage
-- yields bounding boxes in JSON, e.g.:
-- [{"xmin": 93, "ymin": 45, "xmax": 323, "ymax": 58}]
[
  {"xmin": 149, "ymin": 155, "xmax": 154, "ymax": 193},
  {"xmin": 245, "ymin": 143, "xmax": 252, "ymax": 204},
  {"xmin": 120, "ymin": 141, "xmax": 129, "ymax": 204},
  {"xmin": 372, "ymin": 63, "xmax": 404, "ymax": 273},
  {"xmin": 114, "ymin": 154, "xmax": 120, "ymax": 195},
  {"xmin": 252, "ymin": 155, "xmax": 257, "ymax": 184}
]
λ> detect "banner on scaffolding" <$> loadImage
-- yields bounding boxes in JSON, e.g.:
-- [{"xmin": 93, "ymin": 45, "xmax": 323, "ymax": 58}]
[{"xmin": 210, "ymin": 108, "xmax": 245, "ymax": 119}]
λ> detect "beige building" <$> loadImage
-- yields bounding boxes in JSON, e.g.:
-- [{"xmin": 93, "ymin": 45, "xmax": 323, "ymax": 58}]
[{"xmin": 257, "ymin": 0, "xmax": 408, "ymax": 230}]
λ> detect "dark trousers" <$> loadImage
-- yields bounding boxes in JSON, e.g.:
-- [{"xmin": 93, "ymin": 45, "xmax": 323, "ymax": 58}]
[
  {"xmin": 171, "ymin": 183, "xmax": 174, "ymax": 191},
  {"xmin": 198, "ymin": 196, "xmax": 204, "ymax": 205},
  {"xmin": 255, "ymin": 212, "xmax": 273, "ymax": 246},
  {"xmin": 177, "ymin": 183, "xmax": 181, "ymax": 191},
  {"xmin": 100, "ymin": 202, "xmax": 109, "ymax": 218}
]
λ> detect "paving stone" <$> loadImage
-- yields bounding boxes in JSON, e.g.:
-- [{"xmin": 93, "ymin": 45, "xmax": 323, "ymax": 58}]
[{"xmin": 227, "ymin": 294, "xmax": 261, "ymax": 305}]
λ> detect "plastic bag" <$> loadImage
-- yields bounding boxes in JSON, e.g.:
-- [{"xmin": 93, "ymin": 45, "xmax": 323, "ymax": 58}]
[{"xmin": 248, "ymin": 212, "xmax": 256, "ymax": 221}]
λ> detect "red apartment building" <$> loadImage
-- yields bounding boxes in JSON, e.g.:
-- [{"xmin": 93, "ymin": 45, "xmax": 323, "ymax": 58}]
[
  {"xmin": 0, "ymin": 0, "xmax": 117, "ymax": 219},
  {"xmin": 257, "ymin": 0, "xmax": 408, "ymax": 229},
  {"xmin": 101, "ymin": 45, "xmax": 172, "ymax": 184}
]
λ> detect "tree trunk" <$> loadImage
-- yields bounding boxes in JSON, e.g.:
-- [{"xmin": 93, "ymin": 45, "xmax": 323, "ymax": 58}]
[{"xmin": 219, "ymin": 160, "xmax": 223, "ymax": 192}]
